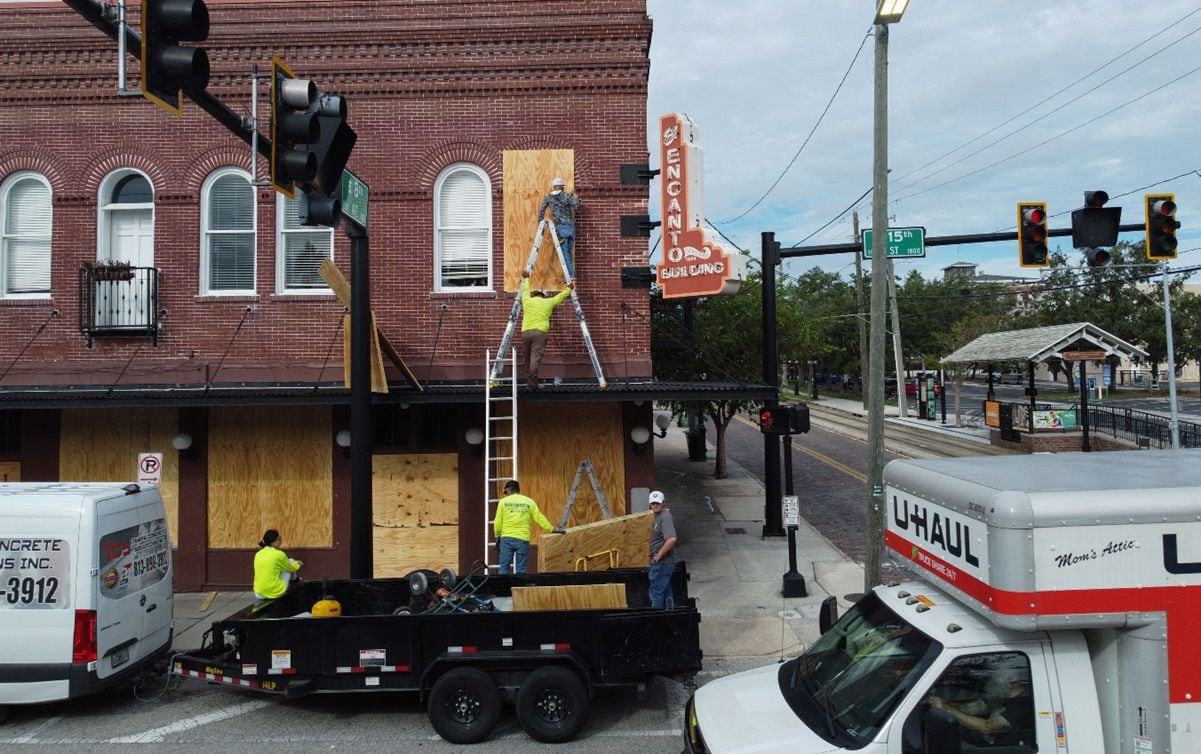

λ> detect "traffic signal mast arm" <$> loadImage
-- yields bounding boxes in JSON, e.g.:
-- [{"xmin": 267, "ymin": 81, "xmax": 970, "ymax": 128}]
[
  {"xmin": 62, "ymin": 0, "xmax": 272, "ymax": 160},
  {"xmin": 775, "ymin": 223, "xmax": 1148, "ymax": 258}
]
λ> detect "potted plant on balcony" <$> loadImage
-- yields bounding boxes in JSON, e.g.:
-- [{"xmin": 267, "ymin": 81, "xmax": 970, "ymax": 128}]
[{"xmin": 83, "ymin": 259, "xmax": 135, "ymax": 282}]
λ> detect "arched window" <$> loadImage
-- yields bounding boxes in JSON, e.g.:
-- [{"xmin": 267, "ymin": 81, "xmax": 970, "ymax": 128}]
[
  {"xmin": 276, "ymin": 193, "xmax": 333, "ymax": 293},
  {"xmin": 434, "ymin": 163, "xmax": 492, "ymax": 291},
  {"xmin": 201, "ymin": 168, "xmax": 255, "ymax": 294},
  {"xmin": 97, "ymin": 168, "xmax": 155, "ymax": 268},
  {"xmin": 0, "ymin": 171, "xmax": 52, "ymax": 297}
]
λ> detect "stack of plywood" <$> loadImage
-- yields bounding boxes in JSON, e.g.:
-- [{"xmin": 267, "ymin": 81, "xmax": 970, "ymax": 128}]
[
  {"xmin": 511, "ymin": 583, "xmax": 626, "ymax": 611},
  {"xmin": 536, "ymin": 510, "xmax": 653, "ymax": 573}
]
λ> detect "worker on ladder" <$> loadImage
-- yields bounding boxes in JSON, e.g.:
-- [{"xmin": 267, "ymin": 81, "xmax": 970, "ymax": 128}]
[
  {"xmin": 521, "ymin": 271, "xmax": 573, "ymax": 389},
  {"xmin": 538, "ymin": 177, "xmax": 580, "ymax": 281}
]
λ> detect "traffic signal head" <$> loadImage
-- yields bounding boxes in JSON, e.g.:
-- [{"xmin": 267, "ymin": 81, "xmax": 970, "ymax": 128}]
[
  {"xmin": 271, "ymin": 57, "xmax": 320, "ymax": 199},
  {"xmin": 1017, "ymin": 202, "xmax": 1049, "ymax": 268},
  {"xmin": 1146, "ymin": 193, "xmax": 1179, "ymax": 260},
  {"xmin": 788, "ymin": 403, "xmax": 811, "ymax": 434},
  {"xmin": 141, "ymin": 0, "xmax": 210, "ymax": 116},
  {"xmin": 1084, "ymin": 248, "xmax": 1111, "ymax": 268},
  {"xmin": 1071, "ymin": 189, "xmax": 1121, "ymax": 250}
]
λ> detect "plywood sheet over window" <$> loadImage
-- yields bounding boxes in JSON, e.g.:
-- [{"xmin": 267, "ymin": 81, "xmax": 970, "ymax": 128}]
[
  {"xmin": 515, "ymin": 403, "xmax": 625, "ymax": 543},
  {"xmin": 0, "ymin": 461, "xmax": 20, "ymax": 481},
  {"xmin": 503, "ymin": 149, "xmax": 574, "ymax": 292},
  {"xmin": 59, "ymin": 409, "xmax": 180, "ymax": 545},
  {"xmin": 372, "ymin": 453, "xmax": 458, "ymax": 577},
  {"xmin": 208, "ymin": 406, "xmax": 332, "ymax": 549}
]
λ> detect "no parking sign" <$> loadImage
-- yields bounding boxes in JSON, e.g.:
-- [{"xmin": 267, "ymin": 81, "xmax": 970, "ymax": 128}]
[{"xmin": 137, "ymin": 453, "xmax": 163, "ymax": 486}]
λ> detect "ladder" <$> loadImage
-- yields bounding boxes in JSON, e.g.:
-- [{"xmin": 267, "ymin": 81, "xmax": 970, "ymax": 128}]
[
  {"xmin": 555, "ymin": 460, "xmax": 614, "ymax": 529},
  {"xmin": 488, "ymin": 218, "xmax": 606, "ymax": 388},
  {"xmin": 483, "ymin": 347, "xmax": 519, "ymax": 569}
]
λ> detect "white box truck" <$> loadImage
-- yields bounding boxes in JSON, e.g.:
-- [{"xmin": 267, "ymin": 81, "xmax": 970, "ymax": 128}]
[
  {"xmin": 0, "ymin": 483, "xmax": 173, "ymax": 712},
  {"xmin": 684, "ymin": 449, "xmax": 1201, "ymax": 753}
]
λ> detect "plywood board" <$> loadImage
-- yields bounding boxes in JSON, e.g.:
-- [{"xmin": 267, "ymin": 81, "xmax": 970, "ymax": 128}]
[
  {"xmin": 372, "ymin": 453, "xmax": 459, "ymax": 578},
  {"xmin": 0, "ymin": 461, "xmax": 19, "ymax": 481},
  {"xmin": 537, "ymin": 511, "xmax": 653, "ymax": 573},
  {"xmin": 373, "ymin": 524, "xmax": 459, "ymax": 578},
  {"xmin": 208, "ymin": 406, "xmax": 332, "ymax": 549},
  {"xmin": 517, "ymin": 403, "xmax": 625, "ymax": 543},
  {"xmin": 503, "ymin": 149, "xmax": 574, "ymax": 292},
  {"xmin": 511, "ymin": 583, "xmax": 626, "ymax": 611},
  {"xmin": 342, "ymin": 313, "xmax": 388, "ymax": 393},
  {"xmin": 321, "ymin": 258, "xmax": 421, "ymax": 390},
  {"xmin": 59, "ymin": 409, "xmax": 180, "ymax": 546}
]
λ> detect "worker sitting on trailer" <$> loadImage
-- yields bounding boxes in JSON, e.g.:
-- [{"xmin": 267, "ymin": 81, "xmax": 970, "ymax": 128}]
[
  {"xmin": 253, "ymin": 528, "xmax": 302, "ymax": 600},
  {"xmin": 495, "ymin": 480, "xmax": 564, "ymax": 574},
  {"xmin": 538, "ymin": 177, "xmax": 581, "ymax": 281}
]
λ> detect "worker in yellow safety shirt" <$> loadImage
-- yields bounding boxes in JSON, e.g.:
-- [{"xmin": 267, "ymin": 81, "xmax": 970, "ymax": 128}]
[
  {"xmin": 253, "ymin": 528, "xmax": 301, "ymax": 600},
  {"xmin": 521, "ymin": 271, "xmax": 573, "ymax": 389},
  {"xmin": 494, "ymin": 479, "xmax": 564, "ymax": 574}
]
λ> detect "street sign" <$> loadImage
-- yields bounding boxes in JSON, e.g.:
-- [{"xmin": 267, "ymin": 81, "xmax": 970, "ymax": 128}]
[
  {"xmin": 1062, "ymin": 350, "xmax": 1107, "ymax": 361},
  {"xmin": 862, "ymin": 227, "xmax": 926, "ymax": 259},
  {"xmin": 137, "ymin": 452, "xmax": 163, "ymax": 487},
  {"xmin": 341, "ymin": 169, "xmax": 368, "ymax": 230},
  {"xmin": 782, "ymin": 495, "xmax": 799, "ymax": 528}
]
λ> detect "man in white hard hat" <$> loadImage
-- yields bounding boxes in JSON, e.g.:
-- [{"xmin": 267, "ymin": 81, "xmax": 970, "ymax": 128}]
[
  {"xmin": 537, "ymin": 177, "xmax": 581, "ymax": 281},
  {"xmin": 647, "ymin": 490, "xmax": 677, "ymax": 608}
]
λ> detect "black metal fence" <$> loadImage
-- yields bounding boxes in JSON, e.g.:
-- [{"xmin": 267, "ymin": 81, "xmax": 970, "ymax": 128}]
[
  {"xmin": 1078, "ymin": 403, "xmax": 1201, "ymax": 449},
  {"xmin": 78, "ymin": 265, "xmax": 159, "ymax": 347}
]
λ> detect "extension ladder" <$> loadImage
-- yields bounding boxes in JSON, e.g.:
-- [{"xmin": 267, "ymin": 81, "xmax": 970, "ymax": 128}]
[
  {"xmin": 488, "ymin": 218, "xmax": 606, "ymax": 388},
  {"xmin": 483, "ymin": 347, "xmax": 519, "ymax": 569}
]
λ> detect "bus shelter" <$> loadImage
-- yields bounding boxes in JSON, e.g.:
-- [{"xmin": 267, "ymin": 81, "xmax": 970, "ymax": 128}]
[{"xmin": 941, "ymin": 322, "xmax": 1148, "ymax": 451}]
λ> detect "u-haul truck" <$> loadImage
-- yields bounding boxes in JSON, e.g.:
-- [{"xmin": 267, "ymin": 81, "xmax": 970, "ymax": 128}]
[{"xmin": 683, "ymin": 449, "xmax": 1201, "ymax": 754}]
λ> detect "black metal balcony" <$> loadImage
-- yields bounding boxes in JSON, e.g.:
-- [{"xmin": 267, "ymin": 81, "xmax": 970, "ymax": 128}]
[{"xmin": 78, "ymin": 265, "xmax": 159, "ymax": 348}]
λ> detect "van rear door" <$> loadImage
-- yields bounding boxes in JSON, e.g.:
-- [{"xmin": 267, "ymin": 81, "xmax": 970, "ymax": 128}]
[{"xmin": 95, "ymin": 494, "xmax": 172, "ymax": 678}]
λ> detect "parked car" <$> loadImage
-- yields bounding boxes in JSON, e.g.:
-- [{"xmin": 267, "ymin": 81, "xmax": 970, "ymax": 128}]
[{"xmin": 998, "ymin": 369, "xmax": 1024, "ymax": 384}]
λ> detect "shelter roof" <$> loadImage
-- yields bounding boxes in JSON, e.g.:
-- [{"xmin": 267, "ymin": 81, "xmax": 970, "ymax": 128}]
[{"xmin": 941, "ymin": 322, "xmax": 1148, "ymax": 364}]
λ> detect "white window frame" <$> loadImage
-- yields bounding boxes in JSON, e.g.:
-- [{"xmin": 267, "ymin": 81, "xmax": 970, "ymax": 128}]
[
  {"xmin": 96, "ymin": 168, "xmax": 155, "ymax": 263},
  {"xmin": 433, "ymin": 162, "xmax": 493, "ymax": 292},
  {"xmin": 200, "ymin": 167, "xmax": 256, "ymax": 296},
  {"xmin": 274, "ymin": 193, "xmax": 334, "ymax": 295},
  {"xmin": 0, "ymin": 170, "xmax": 52, "ymax": 299}
]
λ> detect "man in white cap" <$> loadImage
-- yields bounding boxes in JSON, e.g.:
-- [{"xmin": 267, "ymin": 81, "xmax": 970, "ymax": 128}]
[
  {"xmin": 647, "ymin": 490, "xmax": 677, "ymax": 608},
  {"xmin": 538, "ymin": 177, "xmax": 581, "ymax": 281}
]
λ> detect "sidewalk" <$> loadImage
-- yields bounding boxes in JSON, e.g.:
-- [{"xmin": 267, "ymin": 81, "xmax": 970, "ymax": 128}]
[
  {"xmin": 815, "ymin": 395, "xmax": 994, "ymax": 444},
  {"xmin": 169, "ymin": 424, "xmax": 866, "ymax": 661}
]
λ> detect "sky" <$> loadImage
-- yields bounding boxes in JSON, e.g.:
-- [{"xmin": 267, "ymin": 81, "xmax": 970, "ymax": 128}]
[{"xmin": 645, "ymin": 0, "xmax": 1201, "ymax": 285}]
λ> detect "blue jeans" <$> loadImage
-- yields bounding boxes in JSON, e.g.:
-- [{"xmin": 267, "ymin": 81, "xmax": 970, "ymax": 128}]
[
  {"xmin": 498, "ymin": 536, "xmax": 530, "ymax": 575},
  {"xmin": 556, "ymin": 224, "xmax": 575, "ymax": 278},
  {"xmin": 649, "ymin": 561, "xmax": 675, "ymax": 608}
]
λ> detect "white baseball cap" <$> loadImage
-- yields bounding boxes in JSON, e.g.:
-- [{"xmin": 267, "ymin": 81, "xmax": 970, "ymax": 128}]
[
  {"xmin": 648, "ymin": 490, "xmax": 665, "ymax": 504},
  {"xmin": 552, "ymin": 177, "xmax": 566, "ymax": 186}
]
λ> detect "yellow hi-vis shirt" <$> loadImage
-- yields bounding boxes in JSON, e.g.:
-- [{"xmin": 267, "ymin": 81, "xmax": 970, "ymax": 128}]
[
  {"xmin": 494, "ymin": 493, "xmax": 554, "ymax": 542},
  {"xmin": 253, "ymin": 545, "xmax": 298, "ymax": 599},
  {"xmin": 521, "ymin": 288, "xmax": 571, "ymax": 333}
]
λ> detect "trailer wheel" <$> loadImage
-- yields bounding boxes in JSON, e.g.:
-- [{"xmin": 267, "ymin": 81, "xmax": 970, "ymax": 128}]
[
  {"xmin": 516, "ymin": 666, "xmax": 590, "ymax": 743},
  {"xmin": 427, "ymin": 668, "xmax": 502, "ymax": 744}
]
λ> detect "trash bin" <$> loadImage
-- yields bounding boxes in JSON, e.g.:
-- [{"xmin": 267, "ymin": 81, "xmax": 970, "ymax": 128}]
[{"xmin": 685, "ymin": 423, "xmax": 708, "ymax": 461}]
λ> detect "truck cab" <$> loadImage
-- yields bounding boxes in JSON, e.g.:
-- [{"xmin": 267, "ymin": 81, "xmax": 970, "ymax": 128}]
[{"xmin": 685, "ymin": 449, "xmax": 1201, "ymax": 754}]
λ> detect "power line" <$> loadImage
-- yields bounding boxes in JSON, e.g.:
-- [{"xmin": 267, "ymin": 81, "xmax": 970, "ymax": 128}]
[{"xmin": 719, "ymin": 27, "xmax": 873, "ymax": 225}]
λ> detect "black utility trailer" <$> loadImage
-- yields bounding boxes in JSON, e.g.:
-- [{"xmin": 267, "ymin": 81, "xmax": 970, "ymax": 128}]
[{"xmin": 172, "ymin": 564, "xmax": 702, "ymax": 744}]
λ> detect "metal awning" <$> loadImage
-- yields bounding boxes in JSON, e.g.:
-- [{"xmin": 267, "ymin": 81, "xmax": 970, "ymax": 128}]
[{"xmin": 941, "ymin": 322, "xmax": 1148, "ymax": 365}]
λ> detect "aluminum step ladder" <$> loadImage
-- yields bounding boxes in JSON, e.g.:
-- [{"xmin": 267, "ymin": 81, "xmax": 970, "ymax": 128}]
[
  {"xmin": 488, "ymin": 218, "xmax": 606, "ymax": 388},
  {"xmin": 555, "ymin": 459, "xmax": 614, "ymax": 529},
  {"xmin": 483, "ymin": 347, "xmax": 519, "ymax": 569}
]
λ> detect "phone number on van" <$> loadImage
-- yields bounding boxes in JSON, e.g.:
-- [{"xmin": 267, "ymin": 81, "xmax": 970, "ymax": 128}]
[{"xmin": 2, "ymin": 576, "xmax": 60, "ymax": 606}]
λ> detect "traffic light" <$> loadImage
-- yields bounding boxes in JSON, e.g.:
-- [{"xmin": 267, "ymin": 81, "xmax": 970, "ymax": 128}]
[
  {"xmin": 759, "ymin": 407, "xmax": 782, "ymax": 435},
  {"xmin": 1017, "ymin": 202, "xmax": 1049, "ymax": 268},
  {"xmin": 788, "ymin": 403, "xmax": 810, "ymax": 434},
  {"xmin": 270, "ymin": 57, "xmax": 319, "ymax": 199},
  {"xmin": 1145, "ymin": 194, "xmax": 1179, "ymax": 260},
  {"xmin": 1071, "ymin": 190, "xmax": 1121, "ymax": 259},
  {"xmin": 141, "ymin": 0, "xmax": 210, "ymax": 116}
]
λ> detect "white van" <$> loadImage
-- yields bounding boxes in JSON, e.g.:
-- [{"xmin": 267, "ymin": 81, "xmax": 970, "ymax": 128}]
[{"xmin": 0, "ymin": 483, "xmax": 173, "ymax": 709}]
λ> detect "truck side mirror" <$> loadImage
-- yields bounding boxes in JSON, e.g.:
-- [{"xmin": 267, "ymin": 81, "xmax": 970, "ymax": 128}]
[
  {"xmin": 818, "ymin": 596, "xmax": 839, "ymax": 634},
  {"xmin": 924, "ymin": 708, "xmax": 961, "ymax": 754}
]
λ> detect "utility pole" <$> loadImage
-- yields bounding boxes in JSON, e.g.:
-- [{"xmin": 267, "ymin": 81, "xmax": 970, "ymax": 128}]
[
  {"xmin": 866, "ymin": 19, "xmax": 889, "ymax": 591},
  {"xmin": 887, "ymin": 257, "xmax": 907, "ymax": 417},
  {"xmin": 854, "ymin": 211, "xmax": 867, "ymax": 410}
]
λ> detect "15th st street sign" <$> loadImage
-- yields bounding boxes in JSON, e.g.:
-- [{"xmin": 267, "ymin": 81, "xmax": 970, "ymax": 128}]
[{"xmin": 862, "ymin": 227, "xmax": 926, "ymax": 259}]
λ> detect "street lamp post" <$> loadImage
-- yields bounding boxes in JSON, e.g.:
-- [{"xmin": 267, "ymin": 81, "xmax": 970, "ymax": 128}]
[{"xmin": 866, "ymin": 0, "xmax": 907, "ymax": 591}]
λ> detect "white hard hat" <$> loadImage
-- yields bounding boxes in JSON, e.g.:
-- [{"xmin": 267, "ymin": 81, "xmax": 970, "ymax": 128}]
[
  {"xmin": 649, "ymin": 490, "xmax": 665, "ymax": 504},
  {"xmin": 552, "ymin": 177, "xmax": 566, "ymax": 186}
]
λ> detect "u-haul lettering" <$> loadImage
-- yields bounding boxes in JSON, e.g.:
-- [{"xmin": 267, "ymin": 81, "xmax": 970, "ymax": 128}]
[{"xmin": 888, "ymin": 492, "xmax": 987, "ymax": 582}]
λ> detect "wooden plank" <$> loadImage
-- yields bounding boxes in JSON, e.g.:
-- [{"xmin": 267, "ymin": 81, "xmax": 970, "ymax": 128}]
[
  {"xmin": 537, "ymin": 511, "xmax": 653, "ymax": 573},
  {"xmin": 322, "ymin": 258, "xmax": 421, "ymax": 390},
  {"xmin": 511, "ymin": 583, "xmax": 626, "ymax": 611},
  {"xmin": 372, "ymin": 453, "xmax": 459, "ymax": 578},
  {"xmin": 502, "ymin": 149, "xmax": 574, "ymax": 292},
  {"xmin": 0, "ymin": 461, "xmax": 19, "ymax": 481},
  {"xmin": 373, "ymin": 525, "xmax": 459, "ymax": 578},
  {"xmin": 518, "ymin": 403, "xmax": 625, "ymax": 542},
  {"xmin": 59, "ymin": 408, "xmax": 180, "ymax": 546},
  {"xmin": 207, "ymin": 406, "xmax": 332, "ymax": 549},
  {"xmin": 342, "ymin": 313, "xmax": 388, "ymax": 393}
]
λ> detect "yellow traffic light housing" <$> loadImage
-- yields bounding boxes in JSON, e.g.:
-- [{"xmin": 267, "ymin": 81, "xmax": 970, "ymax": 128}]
[{"xmin": 1017, "ymin": 202, "xmax": 1049, "ymax": 268}]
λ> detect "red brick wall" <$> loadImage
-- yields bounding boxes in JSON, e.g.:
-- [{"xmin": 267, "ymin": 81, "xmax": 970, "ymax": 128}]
[
  {"xmin": 0, "ymin": 1, "xmax": 653, "ymax": 386},
  {"xmin": 990, "ymin": 430, "xmax": 1140, "ymax": 453}
]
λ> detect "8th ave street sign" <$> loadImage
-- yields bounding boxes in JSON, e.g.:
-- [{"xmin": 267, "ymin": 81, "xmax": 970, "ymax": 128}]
[
  {"xmin": 341, "ymin": 169, "xmax": 368, "ymax": 230},
  {"xmin": 862, "ymin": 227, "xmax": 926, "ymax": 259}
]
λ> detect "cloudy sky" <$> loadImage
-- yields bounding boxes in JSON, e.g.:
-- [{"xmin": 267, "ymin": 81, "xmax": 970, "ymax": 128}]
[{"xmin": 645, "ymin": 0, "xmax": 1201, "ymax": 284}]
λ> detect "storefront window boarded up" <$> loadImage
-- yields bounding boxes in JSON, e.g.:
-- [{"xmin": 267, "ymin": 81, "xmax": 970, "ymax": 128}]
[{"xmin": 371, "ymin": 453, "xmax": 458, "ymax": 578}]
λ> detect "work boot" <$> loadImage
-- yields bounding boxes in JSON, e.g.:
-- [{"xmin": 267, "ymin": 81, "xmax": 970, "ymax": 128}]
[{"xmin": 527, "ymin": 377, "xmax": 540, "ymax": 390}]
